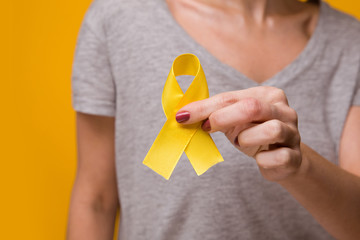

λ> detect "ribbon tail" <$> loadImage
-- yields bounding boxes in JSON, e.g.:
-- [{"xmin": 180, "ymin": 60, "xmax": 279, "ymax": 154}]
[
  {"xmin": 143, "ymin": 118, "xmax": 197, "ymax": 180},
  {"xmin": 185, "ymin": 129, "xmax": 224, "ymax": 176}
]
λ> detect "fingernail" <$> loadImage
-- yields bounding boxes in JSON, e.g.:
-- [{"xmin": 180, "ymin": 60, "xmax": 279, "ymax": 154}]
[
  {"xmin": 176, "ymin": 111, "xmax": 190, "ymax": 123},
  {"xmin": 202, "ymin": 119, "xmax": 211, "ymax": 132},
  {"xmin": 234, "ymin": 136, "xmax": 239, "ymax": 146}
]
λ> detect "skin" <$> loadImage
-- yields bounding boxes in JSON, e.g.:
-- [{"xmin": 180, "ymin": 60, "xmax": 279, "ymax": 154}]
[
  {"xmin": 166, "ymin": 0, "xmax": 319, "ymax": 83},
  {"xmin": 176, "ymin": 88, "xmax": 360, "ymax": 240},
  {"xmin": 67, "ymin": 113, "xmax": 118, "ymax": 239},
  {"xmin": 67, "ymin": 0, "xmax": 360, "ymax": 239}
]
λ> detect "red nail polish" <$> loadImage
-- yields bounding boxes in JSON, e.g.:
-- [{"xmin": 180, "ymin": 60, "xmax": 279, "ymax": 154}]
[
  {"xmin": 234, "ymin": 136, "xmax": 239, "ymax": 146},
  {"xmin": 176, "ymin": 111, "xmax": 190, "ymax": 123},
  {"xmin": 202, "ymin": 119, "xmax": 211, "ymax": 132}
]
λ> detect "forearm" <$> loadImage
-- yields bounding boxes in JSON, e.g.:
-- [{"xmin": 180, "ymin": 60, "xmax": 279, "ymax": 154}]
[
  {"xmin": 67, "ymin": 182, "xmax": 119, "ymax": 240},
  {"xmin": 279, "ymin": 143, "xmax": 360, "ymax": 240}
]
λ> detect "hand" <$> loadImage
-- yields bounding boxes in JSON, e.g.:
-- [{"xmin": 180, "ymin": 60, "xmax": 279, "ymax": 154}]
[{"xmin": 175, "ymin": 86, "xmax": 302, "ymax": 182}]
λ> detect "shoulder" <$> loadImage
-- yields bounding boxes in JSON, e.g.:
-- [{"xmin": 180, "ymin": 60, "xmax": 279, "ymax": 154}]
[
  {"xmin": 85, "ymin": 0, "xmax": 151, "ymax": 23},
  {"xmin": 83, "ymin": 0, "xmax": 125, "ymax": 26},
  {"xmin": 83, "ymin": 0, "xmax": 154, "ymax": 36},
  {"xmin": 321, "ymin": 2, "xmax": 360, "ymax": 52},
  {"xmin": 80, "ymin": 0, "xmax": 142, "ymax": 41}
]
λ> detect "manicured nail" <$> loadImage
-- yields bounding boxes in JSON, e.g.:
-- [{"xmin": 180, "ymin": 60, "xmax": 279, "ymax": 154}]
[
  {"xmin": 202, "ymin": 119, "xmax": 211, "ymax": 132},
  {"xmin": 234, "ymin": 136, "xmax": 239, "ymax": 146},
  {"xmin": 176, "ymin": 111, "xmax": 190, "ymax": 123}
]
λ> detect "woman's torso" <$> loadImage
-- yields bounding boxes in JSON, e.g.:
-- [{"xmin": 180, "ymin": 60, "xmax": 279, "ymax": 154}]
[{"xmin": 82, "ymin": 0, "xmax": 360, "ymax": 239}]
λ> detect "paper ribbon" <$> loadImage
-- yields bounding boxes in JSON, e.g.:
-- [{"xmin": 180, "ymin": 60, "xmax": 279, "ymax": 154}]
[{"xmin": 143, "ymin": 53, "xmax": 224, "ymax": 180}]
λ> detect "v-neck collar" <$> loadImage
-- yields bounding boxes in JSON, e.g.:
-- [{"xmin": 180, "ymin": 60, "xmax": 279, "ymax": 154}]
[{"xmin": 160, "ymin": 0, "xmax": 328, "ymax": 88}]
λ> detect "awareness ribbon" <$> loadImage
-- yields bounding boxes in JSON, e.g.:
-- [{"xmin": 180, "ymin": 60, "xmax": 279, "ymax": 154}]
[{"xmin": 143, "ymin": 53, "xmax": 224, "ymax": 180}]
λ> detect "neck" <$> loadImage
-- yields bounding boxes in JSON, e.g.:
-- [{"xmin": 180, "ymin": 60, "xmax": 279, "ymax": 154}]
[{"xmin": 176, "ymin": 0, "xmax": 311, "ymax": 23}]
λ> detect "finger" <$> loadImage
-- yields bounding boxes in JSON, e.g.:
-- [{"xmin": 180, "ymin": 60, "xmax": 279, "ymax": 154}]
[
  {"xmin": 255, "ymin": 147, "xmax": 302, "ymax": 181},
  {"xmin": 175, "ymin": 91, "xmax": 242, "ymax": 124},
  {"xmin": 175, "ymin": 86, "xmax": 289, "ymax": 124},
  {"xmin": 203, "ymin": 99, "xmax": 296, "ymax": 133},
  {"xmin": 237, "ymin": 119, "xmax": 300, "ymax": 148}
]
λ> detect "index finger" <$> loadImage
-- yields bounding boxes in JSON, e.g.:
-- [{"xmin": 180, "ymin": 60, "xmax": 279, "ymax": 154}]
[{"xmin": 175, "ymin": 87, "xmax": 287, "ymax": 124}]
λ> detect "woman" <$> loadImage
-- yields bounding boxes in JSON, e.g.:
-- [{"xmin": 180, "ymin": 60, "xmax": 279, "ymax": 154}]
[{"xmin": 67, "ymin": 0, "xmax": 360, "ymax": 239}]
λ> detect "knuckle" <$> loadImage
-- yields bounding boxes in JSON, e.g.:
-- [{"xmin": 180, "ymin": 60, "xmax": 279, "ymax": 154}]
[
  {"xmin": 256, "ymin": 86, "xmax": 288, "ymax": 103},
  {"xmin": 267, "ymin": 120, "xmax": 284, "ymax": 141},
  {"xmin": 275, "ymin": 88, "xmax": 287, "ymax": 99},
  {"xmin": 281, "ymin": 148, "xmax": 301, "ymax": 170},
  {"xmin": 275, "ymin": 148, "xmax": 291, "ymax": 166},
  {"xmin": 270, "ymin": 87, "xmax": 288, "ymax": 103},
  {"xmin": 287, "ymin": 108, "xmax": 298, "ymax": 124},
  {"xmin": 241, "ymin": 98, "xmax": 262, "ymax": 120}
]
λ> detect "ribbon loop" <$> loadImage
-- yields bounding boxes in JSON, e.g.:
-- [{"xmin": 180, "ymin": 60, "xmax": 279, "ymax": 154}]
[{"xmin": 143, "ymin": 53, "xmax": 224, "ymax": 180}]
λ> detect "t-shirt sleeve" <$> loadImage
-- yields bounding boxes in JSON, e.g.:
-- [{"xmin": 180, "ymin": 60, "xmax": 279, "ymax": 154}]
[
  {"xmin": 71, "ymin": 9, "xmax": 116, "ymax": 117},
  {"xmin": 353, "ymin": 73, "xmax": 360, "ymax": 106}
]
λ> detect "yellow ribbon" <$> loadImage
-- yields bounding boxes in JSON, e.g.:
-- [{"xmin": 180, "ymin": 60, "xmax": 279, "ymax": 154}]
[{"xmin": 143, "ymin": 53, "xmax": 224, "ymax": 180}]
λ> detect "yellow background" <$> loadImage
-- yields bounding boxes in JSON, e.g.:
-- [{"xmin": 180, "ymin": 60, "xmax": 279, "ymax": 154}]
[{"xmin": 2, "ymin": 1, "xmax": 359, "ymax": 239}]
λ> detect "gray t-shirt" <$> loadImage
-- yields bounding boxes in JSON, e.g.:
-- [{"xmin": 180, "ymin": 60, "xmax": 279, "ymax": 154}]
[{"xmin": 71, "ymin": 0, "xmax": 360, "ymax": 239}]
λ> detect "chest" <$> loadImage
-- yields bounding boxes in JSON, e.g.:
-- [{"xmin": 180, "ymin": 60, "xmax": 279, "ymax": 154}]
[{"xmin": 167, "ymin": 6, "xmax": 316, "ymax": 84}]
